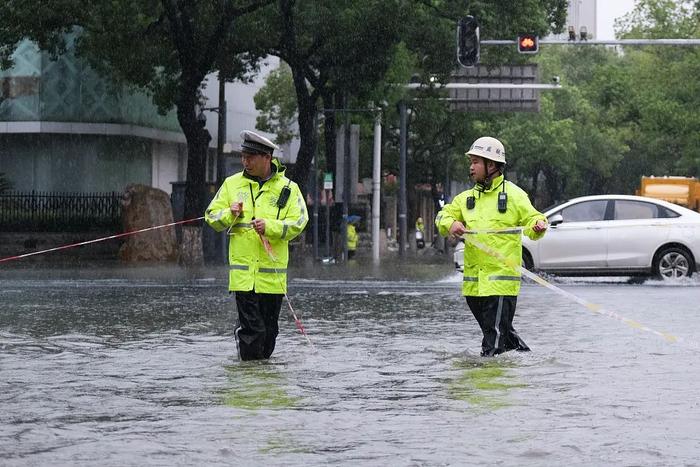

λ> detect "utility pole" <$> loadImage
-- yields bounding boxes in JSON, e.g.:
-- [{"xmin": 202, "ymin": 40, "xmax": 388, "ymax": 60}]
[
  {"xmin": 342, "ymin": 99, "xmax": 351, "ymax": 262},
  {"xmin": 216, "ymin": 78, "xmax": 226, "ymax": 181},
  {"xmin": 215, "ymin": 77, "xmax": 227, "ymax": 263},
  {"xmin": 325, "ymin": 182, "xmax": 331, "ymax": 259},
  {"xmin": 372, "ymin": 113, "xmax": 382, "ymax": 262},
  {"xmin": 398, "ymin": 101, "xmax": 408, "ymax": 256},
  {"xmin": 312, "ymin": 119, "xmax": 319, "ymax": 261},
  {"xmin": 481, "ymin": 39, "xmax": 700, "ymax": 46}
]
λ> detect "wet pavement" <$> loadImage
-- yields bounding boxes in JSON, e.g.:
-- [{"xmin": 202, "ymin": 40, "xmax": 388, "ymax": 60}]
[{"xmin": 2, "ymin": 260, "xmax": 700, "ymax": 465}]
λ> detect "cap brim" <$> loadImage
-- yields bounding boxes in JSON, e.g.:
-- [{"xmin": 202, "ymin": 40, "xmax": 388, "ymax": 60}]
[{"xmin": 241, "ymin": 143, "xmax": 273, "ymax": 154}]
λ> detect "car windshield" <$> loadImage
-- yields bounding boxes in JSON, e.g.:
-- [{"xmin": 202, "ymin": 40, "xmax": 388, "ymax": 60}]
[
  {"xmin": 557, "ymin": 200, "xmax": 608, "ymax": 222},
  {"xmin": 543, "ymin": 200, "xmax": 569, "ymax": 213}
]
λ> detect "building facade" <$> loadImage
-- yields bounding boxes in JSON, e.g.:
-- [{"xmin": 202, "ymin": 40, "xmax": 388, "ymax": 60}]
[{"xmin": 0, "ymin": 38, "xmax": 187, "ymax": 195}]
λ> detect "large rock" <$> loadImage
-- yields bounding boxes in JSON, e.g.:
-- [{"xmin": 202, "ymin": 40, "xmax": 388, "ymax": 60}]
[{"xmin": 118, "ymin": 184, "xmax": 178, "ymax": 262}]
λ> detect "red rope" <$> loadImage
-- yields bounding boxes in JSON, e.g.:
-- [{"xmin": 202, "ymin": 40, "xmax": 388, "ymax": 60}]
[
  {"xmin": 257, "ymin": 233, "xmax": 316, "ymax": 350},
  {"xmin": 0, "ymin": 216, "xmax": 204, "ymax": 263}
]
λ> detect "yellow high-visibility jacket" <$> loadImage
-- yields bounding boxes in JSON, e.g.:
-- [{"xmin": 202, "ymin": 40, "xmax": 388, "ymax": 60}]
[
  {"xmin": 347, "ymin": 224, "xmax": 358, "ymax": 251},
  {"xmin": 435, "ymin": 174, "xmax": 546, "ymax": 296},
  {"xmin": 205, "ymin": 159, "xmax": 308, "ymax": 293}
]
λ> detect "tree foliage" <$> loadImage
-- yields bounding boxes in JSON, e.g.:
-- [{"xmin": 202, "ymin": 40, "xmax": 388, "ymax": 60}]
[
  {"xmin": 251, "ymin": 0, "xmax": 568, "ymax": 197},
  {"xmin": 12, "ymin": 0, "xmax": 699, "ymax": 222},
  {"xmin": 613, "ymin": 0, "xmax": 700, "ymax": 188},
  {"xmin": 243, "ymin": 0, "xmax": 413, "ymax": 194},
  {"xmin": 254, "ymin": 63, "xmax": 297, "ymax": 145},
  {"xmin": 387, "ymin": 0, "xmax": 700, "ymax": 208}
]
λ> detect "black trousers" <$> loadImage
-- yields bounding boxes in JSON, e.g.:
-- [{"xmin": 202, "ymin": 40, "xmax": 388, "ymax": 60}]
[
  {"xmin": 465, "ymin": 295, "xmax": 530, "ymax": 357},
  {"xmin": 234, "ymin": 291, "xmax": 284, "ymax": 361}
]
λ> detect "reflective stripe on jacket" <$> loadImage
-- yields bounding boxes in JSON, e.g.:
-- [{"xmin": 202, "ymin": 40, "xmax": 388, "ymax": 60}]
[
  {"xmin": 435, "ymin": 174, "xmax": 546, "ymax": 296},
  {"xmin": 204, "ymin": 159, "xmax": 308, "ymax": 293}
]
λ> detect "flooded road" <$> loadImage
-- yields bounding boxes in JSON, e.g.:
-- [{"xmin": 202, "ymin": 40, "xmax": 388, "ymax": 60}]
[{"xmin": 2, "ymin": 262, "xmax": 700, "ymax": 465}]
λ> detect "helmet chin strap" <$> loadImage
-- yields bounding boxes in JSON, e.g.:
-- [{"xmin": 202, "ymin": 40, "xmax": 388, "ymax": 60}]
[{"xmin": 476, "ymin": 162, "xmax": 501, "ymax": 190}]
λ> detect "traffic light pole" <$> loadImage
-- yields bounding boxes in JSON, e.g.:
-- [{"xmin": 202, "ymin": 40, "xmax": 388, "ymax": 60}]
[
  {"xmin": 483, "ymin": 39, "xmax": 700, "ymax": 46},
  {"xmin": 406, "ymin": 83, "xmax": 562, "ymax": 90}
]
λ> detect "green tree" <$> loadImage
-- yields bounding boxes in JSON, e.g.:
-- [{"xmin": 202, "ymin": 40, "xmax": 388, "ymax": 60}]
[
  {"xmin": 354, "ymin": 1, "xmax": 570, "ymax": 211},
  {"xmin": 246, "ymin": 0, "xmax": 410, "ymax": 195},
  {"xmin": 615, "ymin": 0, "xmax": 700, "ymax": 182},
  {"xmin": 0, "ymin": 0, "xmax": 271, "ymax": 261},
  {"xmin": 246, "ymin": 0, "xmax": 568, "ymax": 196},
  {"xmin": 537, "ymin": 46, "xmax": 631, "ymax": 199},
  {"xmin": 615, "ymin": 0, "xmax": 700, "ymax": 39},
  {"xmin": 254, "ymin": 63, "xmax": 297, "ymax": 145}
]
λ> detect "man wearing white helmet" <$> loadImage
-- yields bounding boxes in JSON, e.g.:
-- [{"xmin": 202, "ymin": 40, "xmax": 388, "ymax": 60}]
[
  {"xmin": 205, "ymin": 130, "xmax": 308, "ymax": 360},
  {"xmin": 435, "ymin": 136, "xmax": 547, "ymax": 357}
]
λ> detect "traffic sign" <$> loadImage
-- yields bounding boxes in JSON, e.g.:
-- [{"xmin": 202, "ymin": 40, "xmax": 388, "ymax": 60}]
[{"xmin": 323, "ymin": 172, "xmax": 333, "ymax": 190}]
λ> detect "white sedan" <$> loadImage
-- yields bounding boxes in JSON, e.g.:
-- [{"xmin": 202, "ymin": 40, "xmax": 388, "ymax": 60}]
[{"xmin": 454, "ymin": 194, "xmax": 700, "ymax": 279}]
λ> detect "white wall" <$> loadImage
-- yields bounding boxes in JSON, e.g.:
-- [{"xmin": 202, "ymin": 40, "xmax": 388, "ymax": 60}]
[
  {"xmin": 151, "ymin": 141, "xmax": 183, "ymax": 194},
  {"xmin": 201, "ymin": 56, "xmax": 299, "ymax": 165}
]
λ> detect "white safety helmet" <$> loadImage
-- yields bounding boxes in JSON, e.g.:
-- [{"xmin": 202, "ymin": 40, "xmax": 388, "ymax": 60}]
[{"xmin": 466, "ymin": 136, "xmax": 506, "ymax": 164}]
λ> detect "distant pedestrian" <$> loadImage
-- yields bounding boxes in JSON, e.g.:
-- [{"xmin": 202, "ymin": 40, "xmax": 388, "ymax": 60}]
[
  {"xmin": 415, "ymin": 217, "xmax": 425, "ymax": 249},
  {"xmin": 346, "ymin": 215, "xmax": 360, "ymax": 259},
  {"xmin": 205, "ymin": 130, "xmax": 308, "ymax": 360},
  {"xmin": 435, "ymin": 136, "xmax": 547, "ymax": 356}
]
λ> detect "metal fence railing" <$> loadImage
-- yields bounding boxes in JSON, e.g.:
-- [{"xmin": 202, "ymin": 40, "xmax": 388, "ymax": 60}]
[{"xmin": 0, "ymin": 191, "xmax": 123, "ymax": 232}]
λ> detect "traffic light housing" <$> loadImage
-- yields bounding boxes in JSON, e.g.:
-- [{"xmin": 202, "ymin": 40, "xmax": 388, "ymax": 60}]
[
  {"xmin": 517, "ymin": 34, "xmax": 539, "ymax": 54},
  {"xmin": 457, "ymin": 16, "xmax": 480, "ymax": 67}
]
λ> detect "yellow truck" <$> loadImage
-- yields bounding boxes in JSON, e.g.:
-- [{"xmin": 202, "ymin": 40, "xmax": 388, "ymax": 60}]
[{"xmin": 636, "ymin": 176, "xmax": 700, "ymax": 212}]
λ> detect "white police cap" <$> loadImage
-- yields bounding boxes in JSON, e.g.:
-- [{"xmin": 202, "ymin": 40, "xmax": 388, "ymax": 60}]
[{"xmin": 240, "ymin": 130, "xmax": 279, "ymax": 155}]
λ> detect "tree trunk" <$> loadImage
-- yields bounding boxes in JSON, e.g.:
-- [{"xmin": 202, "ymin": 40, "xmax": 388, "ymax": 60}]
[
  {"xmin": 529, "ymin": 168, "xmax": 540, "ymax": 201},
  {"xmin": 286, "ymin": 63, "xmax": 318, "ymax": 197},
  {"xmin": 543, "ymin": 167, "xmax": 561, "ymax": 208},
  {"xmin": 179, "ymin": 225, "xmax": 204, "ymax": 265},
  {"xmin": 177, "ymin": 95, "xmax": 212, "ymax": 265},
  {"xmin": 322, "ymin": 92, "xmax": 337, "ymax": 174}
]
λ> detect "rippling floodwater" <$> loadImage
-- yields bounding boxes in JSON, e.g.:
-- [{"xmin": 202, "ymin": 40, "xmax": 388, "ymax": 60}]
[{"xmin": 2, "ymin": 261, "xmax": 700, "ymax": 466}]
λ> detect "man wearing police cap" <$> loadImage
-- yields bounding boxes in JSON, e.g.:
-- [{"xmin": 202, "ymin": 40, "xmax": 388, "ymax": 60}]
[{"xmin": 205, "ymin": 130, "xmax": 308, "ymax": 360}]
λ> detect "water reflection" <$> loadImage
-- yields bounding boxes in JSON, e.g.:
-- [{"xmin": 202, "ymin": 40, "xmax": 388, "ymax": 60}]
[
  {"xmin": 221, "ymin": 363, "xmax": 298, "ymax": 410},
  {"xmin": 448, "ymin": 357, "xmax": 526, "ymax": 410}
]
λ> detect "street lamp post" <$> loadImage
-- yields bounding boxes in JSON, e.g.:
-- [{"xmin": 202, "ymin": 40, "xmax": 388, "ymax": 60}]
[
  {"xmin": 398, "ymin": 100, "xmax": 408, "ymax": 256},
  {"xmin": 342, "ymin": 105, "xmax": 351, "ymax": 262},
  {"xmin": 371, "ymin": 112, "xmax": 382, "ymax": 262}
]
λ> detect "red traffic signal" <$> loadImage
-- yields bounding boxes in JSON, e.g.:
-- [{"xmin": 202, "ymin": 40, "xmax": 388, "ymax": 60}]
[{"xmin": 517, "ymin": 34, "xmax": 539, "ymax": 54}]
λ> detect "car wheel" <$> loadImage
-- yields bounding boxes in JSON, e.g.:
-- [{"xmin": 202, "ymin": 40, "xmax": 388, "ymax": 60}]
[
  {"xmin": 522, "ymin": 250, "xmax": 534, "ymax": 271},
  {"xmin": 653, "ymin": 246, "xmax": 693, "ymax": 279}
]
